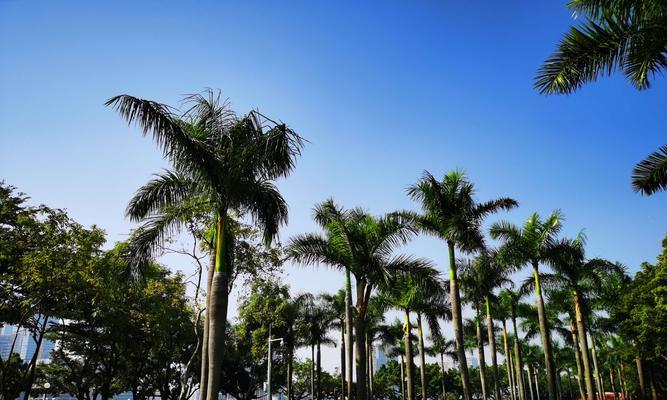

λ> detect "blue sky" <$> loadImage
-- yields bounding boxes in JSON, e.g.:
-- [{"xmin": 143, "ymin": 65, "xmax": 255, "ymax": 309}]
[{"xmin": 1, "ymin": 0, "xmax": 665, "ymax": 369}]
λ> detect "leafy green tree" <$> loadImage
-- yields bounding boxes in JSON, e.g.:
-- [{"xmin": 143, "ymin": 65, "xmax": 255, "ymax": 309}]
[
  {"xmin": 491, "ymin": 211, "xmax": 563, "ymax": 400},
  {"xmin": 405, "ymin": 170, "xmax": 517, "ymax": 400},
  {"xmin": 107, "ymin": 90, "xmax": 303, "ymax": 400}
]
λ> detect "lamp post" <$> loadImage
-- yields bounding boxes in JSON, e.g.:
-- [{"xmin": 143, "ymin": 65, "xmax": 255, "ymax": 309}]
[
  {"xmin": 42, "ymin": 382, "xmax": 51, "ymax": 400},
  {"xmin": 267, "ymin": 324, "xmax": 284, "ymax": 400}
]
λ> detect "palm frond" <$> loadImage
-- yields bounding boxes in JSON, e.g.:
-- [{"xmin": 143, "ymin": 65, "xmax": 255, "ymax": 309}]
[{"xmin": 632, "ymin": 145, "xmax": 667, "ymax": 195}]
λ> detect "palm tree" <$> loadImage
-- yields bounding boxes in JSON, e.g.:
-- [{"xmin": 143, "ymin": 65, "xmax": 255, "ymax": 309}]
[
  {"xmin": 428, "ymin": 333, "xmax": 457, "ymax": 400},
  {"xmin": 365, "ymin": 298, "xmax": 386, "ymax": 400},
  {"xmin": 494, "ymin": 293, "xmax": 518, "ymax": 400},
  {"xmin": 378, "ymin": 319, "xmax": 413, "ymax": 400},
  {"xmin": 106, "ymin": 91, "xmax": 303, "ymax": 400},
  {"xmin": 534, "ymin": 1, "xmax": 667, "ymax": 196},
  {"xmin": 465, "ymin": 250, "xmax": 513, "ymax": 400},
  {"xmin": 406, "ymin": 170, "xmax": 518, "ymax": 400},
  {"xmin": 320, "ymin": 290, "xmax": 348, "ymax": 400},
  {"xmin": 412, "ymin": 279, "xmax": 450, "ymax": 400},
  {"xmin": 283, "ymin": 293, "xmax": 311, "ymax": 400},
  {"xmin": 302, "ymin": 294, "xmax": 337, "ymax": 400},
  {"xmin": 289, "ymin": 202, "xmax": 431, "ymax": 400},
  {"xmin": 535, "ymin": 0, "xmax": 667, "ymax": 95},
  {"xmin": 499, "ymin": 288, "xmax": 528, "ymax": 400},
  {"xmin": 491, "ymin": 211, "xmax": 563, "ymax": 400},
  {"xmin": 377, "ymin": 265, "xmax": 441, "ymax": 400},
  {"xmin": 534, "ymin": 234, "xmax": 616, "ymax": 400}
]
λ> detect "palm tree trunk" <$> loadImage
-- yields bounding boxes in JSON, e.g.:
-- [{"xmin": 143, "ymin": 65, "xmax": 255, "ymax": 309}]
[
  {"xmin": 573, "ymin": 294, "xmax": 594, "ymax": 400},
  {"xmin": 648, "ymin": 371, "xmax": 657, "ymax": 400},
  {"xmin": 634, "ymin": 357, "xmax": 646, "ymax": 400},
  {"xmin": 449, "ymin": 241, "xmax": 472, "ymax": 400},
  {"xmin": 311, "ymin": 343, "xmax": 316, "ymax": 400},
  {"xmin": 509, "ymin": 342, "xmax": 517, "ymax": 400},
  {"xmin": 200, "ymin": 249, "xmax": 216, "ymax": 400},
  {"xmin": 404, "ymin": 308, "xmax": 415, "ymax": 400},
  {"xmin": 288, "ymin": 344, "xmax": 294, "ymax": 400},
  {"xmin": 476, "ymin": 305, "xmax": 488, "ymax": 400},
  {"xmin": 400, "ymin": 354, "xmax": 406, "ymax": 400},
  {"xmin": 527, "ymin": 366, "xmax": 535, "ymax": 400},
  {"xmin": 570, "ymin": 321, "xmax": 587, "ymax": 400},
  {"xmin": 206, "ymin": 214, "xmax": 232, "ymax": 399},
  {"xmin": 512, "ymin": 313, "xmax": 526, "ymax": 400},
  {"xmin": 503, "ymin": 321, "xmax": 516, "ymax": 400},
  {"xmin": 341, "ymin": 326, "xmax": 346, "ymax": 400},
  {"xmin": 588, "ymin": 334, "xmax": 602, "ymax": 400},
  {"xmin": 317, "ymin": 341, "xmax": 323, "ymax": 400},
  {"xmin": 534, "ymin": 368, "xmax": 541, "ymax": 400},
  {"xmin": 609, "ymin": 368, "xmax": 617, "ymax": 400},
  {"xmin": 567, "ymin": 371, "xmax": 574, "ymax": 400},
  {"xmin": 417, "ymin": 313, "xmax": 428, "ymax": 400},
  {"xmin": 485, "ymin": 297, "xmax": 501, "ymax": 400},
  {"xmin": 440, "ymin": 352, "xmax": 447, "ymax": 399},
  {"xmin": 532, "ymin": 263, "xmax": 557, "ymax": 400},
  {"xmin": 345, "ymin": 268, "xmax": 354, "ymax": 400},
  {"xmin": 368, "ymin": 337, "xmax": 374, "ymax": 400},
  {"xmin": 355, "ymin": 280, "xmax": 368, "ymax": 400}
]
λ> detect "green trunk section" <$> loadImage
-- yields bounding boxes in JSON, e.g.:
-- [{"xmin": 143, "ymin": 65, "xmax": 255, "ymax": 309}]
[
  {"xmin": 486, "ymin": 296, "xmax": 501, "ymax": 400},
  {"xmin": 449, "ymin": 241, "xmax": 472, "ymax": 400},
  {"xmin": 404, "ymin": 308, "xmax": 415, "ymax": 400},
  {"xmin": 417, "ymin": 313, "xmax": 427, "ymax": 400}
]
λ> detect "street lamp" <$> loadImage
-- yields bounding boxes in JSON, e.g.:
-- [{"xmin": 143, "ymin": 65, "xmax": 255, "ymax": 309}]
[
  {"xmin": 267, "ymin": 324, "xmax": 284, "ymax": 400},
  {"xmin": 42, "ymin": 382, "xmax": 51, "ymax": 400}
]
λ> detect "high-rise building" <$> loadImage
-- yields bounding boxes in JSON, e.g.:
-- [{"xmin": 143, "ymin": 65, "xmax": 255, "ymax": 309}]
[
  {"xmin": 375, "ymin": 345, "xmax": 387, "ymax": 372},
  {"xmin": 0, "ymin": 318, "xmax": 55, "ymax": 362}
]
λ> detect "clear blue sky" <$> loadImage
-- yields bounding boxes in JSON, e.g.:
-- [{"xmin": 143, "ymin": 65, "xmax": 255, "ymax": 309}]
[{"xmin": 1, "ymin": 0, "xmax": 665, "ymax": 368}]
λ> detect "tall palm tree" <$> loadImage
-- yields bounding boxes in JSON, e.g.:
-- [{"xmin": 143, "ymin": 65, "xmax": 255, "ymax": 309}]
[
  {"xmin": 302, "ymin": 294, "xmax": 337, "ymax": 400},
  {"xmin": 412, "ymin": 279, "xmax": 450, "ymax": 400},
  {"xmin": 106, "ymin": 91, "xmax": 303, "ymax": 400},
  {"xmin": 494, "ymin": 293, "xmax": 518, "ymax": 400},
  {"xmin": 535, "ymin": 0, "xmax": 667, "ymax": 95},
  {"xmin": 491, "ymin": 211, "xmax": 563, "ymax": 400},
  {"xmin": 377, "ymin": 266, "xmax": 441, "ymax": 400},
  {"xmin": 428, "ymin": 333, "xmax": 457, "ymax": 400},
  {"xmin": 465, "ymin": 250, "xmax": 513, "ymax": 400},
  {"xmin": 499, "ymin": 288, "xmax": 528, "ymax": 400},
  {"xmin": 406, "ymin": 170, "xmax": 518, "ymax": 400},
  {"xmin": 289, "ymin": 202, "xmax": 431, "ymax": 400},
  {"xmin": 320, "ymin": 290, "xmax": 348, "ymax": 400},
  {"xmin": 283, "ymin": 293, "xmax": 311, "ymax": 400},
  {"xmin": 378, "ymin": 319, "xmax": 414, "ymax": 400},
  {"xmin": 534, "ymin": 234, "xmax": 616, "ymax": 400}
]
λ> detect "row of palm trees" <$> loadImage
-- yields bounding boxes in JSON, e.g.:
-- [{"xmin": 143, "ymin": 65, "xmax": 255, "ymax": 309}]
[
  {"xmin": 108, "ymin": 90, "xmax": 643, "ymax": 400},
  {"xmin": 287, "ymin": 171, "xmax": 636, "ymax": 400}
]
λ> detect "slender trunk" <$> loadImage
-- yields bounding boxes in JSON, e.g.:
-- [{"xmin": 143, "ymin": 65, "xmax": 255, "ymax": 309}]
[
  {"xmin": 588, "ymin": 334, "xmax": 602, "ymax": 400},
  {"xmin": 345, "ymin": 269, "xmax": 354, "ymax": 400},
  {"xmin": 311, "ymin": 343, "xmax": 316, "ymax": 400},
  {"xmin": 609, "ymin": 368, "xmax": 617, "ymax": 400},
  {"xmin": 503, "ymin": 321, "xmax": 516, "ymax": 400},
  {"xmin": 476, "ymin": 305, "xmax": 488, "ymax": 400},
  {"xmin": 534, "ymin": 368, "xmax": 541, "ymax": 400},
  {"xmin": 200, "ymin": 249, "xmax": 216, "ymax": 400},
  {"xmin": 417, "ymin": 313, "xmax": 427, "ymax": 400},
  {"xmin": 317, "ymin": 341, "xmax": 323, "ymax": 400},
  {"xmin": 449, "ymin": 242, "xmax": 472, "ymax": 400},
  {"xmin": 341, "ymin": 326, "xmax": 346, "ymax": 400},
  {"xmin": 400, "ymin": 354, "xmax": 406, "ymax": 400},
  {"xmin": 355, "ymin": 279, "xmax": 368, "ymax": 400},
  {"xmin": 404, "ymin": 308, "xmax": 415, "ymax": 400},
  {"xmin": 22, "ymin": 315, "xmax": 49, "ymax": 400},
  {"xmin": 527, "ymin": 367, "xmax": 535, "ymax": 400},
  {"xmin": 368, "ymin": 337, "xmax": 374, "ymax": 400},
  {"xmin": 509, "ymin": 342, "xmax": 517, "ymax": 400},
  {"xmin": 635, "ymin": 357, "xmax": 646, "ymax": 400},
  {"xmin": 532, "ymin": 263, "xmax": 557, "ymax": 400},
  {"xmin": 441, "ymin": 352, "xmax": 447, "ymax": 399},
  {"xmin": 567, "ymin": 372, "xmax": 574, "ymax": 400},
  {"xmin": 206, "ymin": 214, "xmax": 232, "ymax": 399},
  {"xmin": 648, "ymin": 371, "xmax": 657, "ymax": 400},
  {"xmin": 573, "ymin": 294, "xmax": 594, "ymax": 400},
  {"xmin": 512, "ymin": 313, "xmax": 526, "ymax": 400},
  {"xmin": 288, "ymin": 344, "xmax": 294, "ymax": 400},
  {"xmin": 570, "ymin": 320, "xmax": 587, "ymax": 400},
  {"xmin": 485, "ymin": 297, "xmax": 501, "ymax": 400},
  {"xmin": 618, "ymin": 364, "xmax": 627, "ymax": 400}
]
